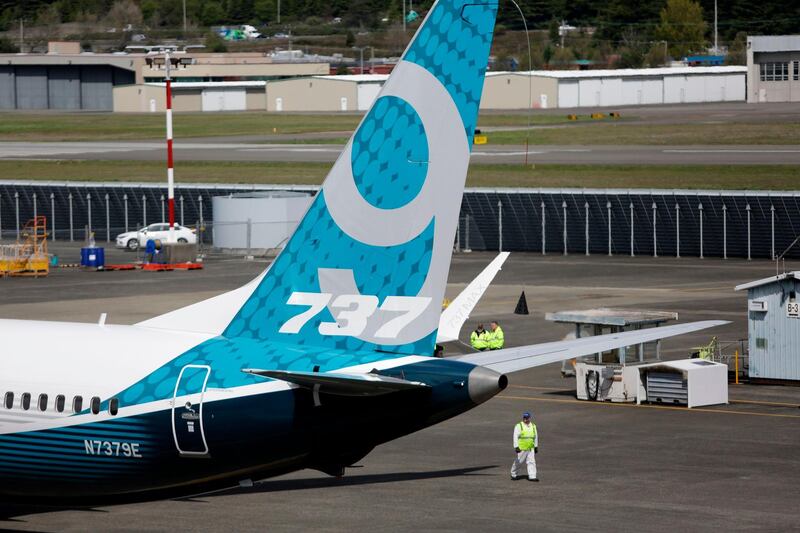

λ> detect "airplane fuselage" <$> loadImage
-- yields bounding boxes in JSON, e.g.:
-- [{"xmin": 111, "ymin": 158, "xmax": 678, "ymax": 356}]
[{"xmin": 0, "ymin": 320, "xmax": 505, "ymax": 501}]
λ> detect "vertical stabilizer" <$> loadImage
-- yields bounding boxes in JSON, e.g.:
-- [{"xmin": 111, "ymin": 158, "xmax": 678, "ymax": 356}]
[{"xmin": 222, "ymin": 0, "xmax": 499, "ymax": 355}]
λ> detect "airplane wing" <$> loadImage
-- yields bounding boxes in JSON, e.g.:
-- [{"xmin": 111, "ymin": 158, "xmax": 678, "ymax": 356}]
[
  {"xmin": 454, "ymin": 320, "xmax": 729, "ymax": 374},
  {"xmin": 242, "ymin": 369, "xmax": 429, "ymax": 396},
  {"xmin": 437, "ymin": 252, "xmax": 510, "ymax": 343}
]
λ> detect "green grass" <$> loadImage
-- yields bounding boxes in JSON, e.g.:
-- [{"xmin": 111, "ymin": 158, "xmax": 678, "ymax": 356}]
[
  {"xmin": 482, "ymin": 122, "xmax": 800, "ymax": 145},
  {"xmin": 1, "ymin": 160, "xmax": 797, "ymax": 190},
  {"xmin": 0, "ymin": 113, "xmax": 364, "ymax": 141},
  {"xmin": 0, "ymin": 111, "xmax": 607, "ymax": 142}
]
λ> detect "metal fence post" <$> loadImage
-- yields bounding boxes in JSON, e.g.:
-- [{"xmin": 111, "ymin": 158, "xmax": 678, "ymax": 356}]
[
  {"xmin": 123, "ymin": 194, "xmax": 129, "ymax": 232},
  {"xmin": 584, "ymin": 201, "xmax": 589, "ymax": 256},
  {"xmin": 32, "ymin": 192, "xmax": 37, "ymax": 223},
  {"xmin": 160, "ymin": 194, "xmax": 165, "ymax": 223},
  {"xmin": 142, "ymin": 194, "xmax": 147, "ymax": 226},
  {"xmin": 0, "ymin": 193, "xmax": 3, "ymax": 239},
  {"xmin": 455, "ymin": 215, "xmax": 461, "ymax": 252},
  {"xmin": 698, "ymin": 203, "xmax": 703, "ymax": 258},
  {"xmin": 652, "ymin": 202, "xmax": 657, "ymax": 258},
  {"xmin": 86, "ymin": 193, "xmax": 92, "ymax": 235},
  {"xmin": 105, "ymin": 193, "xmax": 110, "ymax": 243},
  {"xmin": 770, "ymin": 204, "xmax": 775, "ymax": 259},
  {"xmin": 198, "ymin": 196, "xmax": 203, "ymax": 228},
  {"xmin": 497, "ymin": 200, "xmax": 503, "ymax": 253},
  {"xmin": 630, "ymin": 202, "xmax": 634, "ymax": 257},
  {"xmin": 14, "ymin": 192, "xmax": 19, "ymax": 239},
  {"xmin": 722, "ymin": 204, "xmax": 727, "ymax": 259},
  {"xmin": 746, "ymin": 203, "xmax": 751, "ymax": 260},
  {"xmin": 68, "ymin": 193, "xmax": 74, "ymax": 242},
  {"xmin": 464, "ymin": 213, "xmax": 471, "ymax": 252},
  {"xmin": 50, "ymin": 193, "xmax": 55, "ymax": 241},
  {"xmin": 541, "ymin": 201, "xmax": 546, "ymax": 255},
  {"xmin": 562, "ymin": 200, "xmax": 567, "ymax": 255},
  {"xmin": 246, "ymin": 218, "xmax": 252, "ymax": 255},
  {"xmin": 606, "ymin": 201, "xmax": 612, "ymax": 256},
  {"xmin": 180, "ymin": 195, "xmax": 185, "ymax": 226},
  {"xmin": 675, "ymin": 203, "xmax": 680, "ymax": 258}
]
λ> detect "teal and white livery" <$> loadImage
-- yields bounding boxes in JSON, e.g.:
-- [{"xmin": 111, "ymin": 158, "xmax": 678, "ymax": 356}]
[{"xmin": 0, "ymin": 0, "xmax": 725, "ymax": 501}]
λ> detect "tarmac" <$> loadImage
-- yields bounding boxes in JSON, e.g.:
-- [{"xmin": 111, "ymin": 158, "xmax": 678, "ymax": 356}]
[{"xmin": 0, "ymin": 245, "xmax": 798, "ymax": 531}]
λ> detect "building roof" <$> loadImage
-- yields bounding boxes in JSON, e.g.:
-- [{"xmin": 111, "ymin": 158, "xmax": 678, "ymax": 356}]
[
  {"xmin": 545, "ymin": 308, "xmax": 678, "ymax": 326},
  {"xmin": 145, "ymin": 81, "xmax": 266, "ymax": 88},
  {"xmin": 312, "ymin": 74, "xmax": 389, "ymax": 83},
  {"xmin": 748, "ymin": 35, "xmax": 800, "ymax": 53},
  {"xmin": 488, "ymin": 66, "xmax": 746, "ymax": 79},
  {"xmin": 735, "ymin": 271, "xmax": 800, "ymax": 291}
]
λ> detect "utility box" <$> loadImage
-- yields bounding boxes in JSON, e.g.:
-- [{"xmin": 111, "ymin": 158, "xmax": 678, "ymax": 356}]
[{"xmin": 735, "ymin": 272, "xmax": 800, "ymax": 382}]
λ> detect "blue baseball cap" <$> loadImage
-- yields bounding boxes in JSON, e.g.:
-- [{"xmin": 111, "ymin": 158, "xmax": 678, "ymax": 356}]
[{"xmin": 522, "ymin": 411, "xmax": 531, "ymax": 418}]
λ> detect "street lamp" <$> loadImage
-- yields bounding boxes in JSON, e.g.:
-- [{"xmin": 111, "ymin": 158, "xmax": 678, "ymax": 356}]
[{"xmin": 352, "ymin": 46, "xmax": 371, "ymax": 74}]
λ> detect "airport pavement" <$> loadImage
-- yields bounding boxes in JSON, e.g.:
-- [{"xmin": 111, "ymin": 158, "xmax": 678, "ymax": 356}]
[
  {"xmin": 1, "ymin": 141, "xmax": 798, "ymax": 166},
  {"xmin": 0, "ymin": 249, "xmax": 798, "ymax": 531}
]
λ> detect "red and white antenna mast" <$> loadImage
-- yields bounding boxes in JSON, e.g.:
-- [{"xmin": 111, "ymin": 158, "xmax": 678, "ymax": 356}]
[{"xmin": 164, "ymin": 49, "xmax": 176, "ymax": 243}]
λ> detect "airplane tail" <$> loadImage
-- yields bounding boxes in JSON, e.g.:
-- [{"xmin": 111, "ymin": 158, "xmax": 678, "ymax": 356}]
[
  {"xmin": 222, "ymin": 0, "xmax": 499, "ymax": 355},
  {"xmin": 143, "ymin": 0, "xmax": 499, "ymax": 356}
]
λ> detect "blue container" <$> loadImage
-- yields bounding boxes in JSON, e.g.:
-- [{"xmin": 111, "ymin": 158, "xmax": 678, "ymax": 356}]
[{"xmin": 80, "ymin": 247, "xmax": 105, "ymax": 268}]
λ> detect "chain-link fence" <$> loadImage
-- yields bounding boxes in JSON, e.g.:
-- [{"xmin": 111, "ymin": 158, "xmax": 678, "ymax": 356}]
[{"xmin": 2, "ymin": 183, "xmax": 799, "ymax": 260}]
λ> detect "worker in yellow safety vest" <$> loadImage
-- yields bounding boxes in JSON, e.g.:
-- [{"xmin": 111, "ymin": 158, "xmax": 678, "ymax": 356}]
[
  {"xmin": 487, "ymin": 321, "xmax": 505, "ymax": 350},
  {"xmin": 511, "ymin": 411, "xmax": 539, "ymax": 481},
  {"xmin": 470, "ymin": 323, "xmax": 489, "ymax": 351}
]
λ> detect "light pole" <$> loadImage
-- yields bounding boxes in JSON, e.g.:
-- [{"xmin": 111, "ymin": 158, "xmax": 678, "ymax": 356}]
[
  {"xmin": 182, "ymin": 0, "xmax": 187, "ymax": 32},
  {"xmin": 353, "ymin": 46, "xmax": 369, "ymax": 74},
  {"xmin": 277, "ymin": 0, "xmax": 281, "ymax": 24}
]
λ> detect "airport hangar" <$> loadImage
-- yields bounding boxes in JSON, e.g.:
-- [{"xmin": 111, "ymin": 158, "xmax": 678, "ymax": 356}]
[
  {"xmin": 262, "ymin": 66, "xmax": 747, "ymax": 112},
  {"xmin": 746, "ymin": 35, "xmax": 800, "ymax": 103},
  {"xmin": 0, "ymin": 45, "xmax": 329, "ymax": 112}
]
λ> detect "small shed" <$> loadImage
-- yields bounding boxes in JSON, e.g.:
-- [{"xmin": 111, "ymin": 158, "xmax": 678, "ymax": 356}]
[{"xmin": 735, "ymin": 272, "xmax": 800, "ymax": 382}]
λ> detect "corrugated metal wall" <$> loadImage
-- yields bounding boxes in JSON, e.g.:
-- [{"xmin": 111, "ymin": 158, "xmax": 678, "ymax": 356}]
[
  {"xmin": 0, "ymin": 184, "xmax": 798, "ymax": 262},
  {"xmin": 748, "ymin": 280, "xmax": 800, "ymax": 380},
  {"xmin": 0, "ymin": 65, "xmax": 131, "ymax": 110},
  {"xmin": 0, "ymin": 66, "xmax": 15, "ymax": 109},
  {"xmin": 15, "ymin": 66, "xmax": 48, "ymax": 109}
]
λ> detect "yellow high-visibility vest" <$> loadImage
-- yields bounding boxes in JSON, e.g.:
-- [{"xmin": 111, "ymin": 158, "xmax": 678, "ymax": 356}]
[{"xmin": 517, "ymin": 422, "xmax": 537, "ymax": 451}]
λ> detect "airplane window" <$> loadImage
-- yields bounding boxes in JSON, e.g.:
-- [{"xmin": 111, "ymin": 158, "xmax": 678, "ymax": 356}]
[
  {"xmin": 38, "ymin": 394, "xmax": 48, "ymax": 412},
  {"xmin": 55, "ymin": 395, "xmax": 65, "ymax": 413},
  {"xmin": 109, "ymin": 398, "xmax": 119, "ymax": 416},
  {"xmin": 4, "ymin": 392, "xmax": 13, "ymax": 409},
  {"xmin": 90, "ymin": 396, "xmax": 101, "ymax": 415},
  {"xmin": 72, "ymin": 395, "xmax": 83, "ymax": 414},
  {"xmin": 21, "ymin": 393, "xmax": 31, "ymax": 411}
]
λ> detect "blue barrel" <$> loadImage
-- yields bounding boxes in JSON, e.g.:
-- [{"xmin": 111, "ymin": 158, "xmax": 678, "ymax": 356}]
[{"xmin": 80, "ymin": 247, "xmax": 105, "ymax": 268}]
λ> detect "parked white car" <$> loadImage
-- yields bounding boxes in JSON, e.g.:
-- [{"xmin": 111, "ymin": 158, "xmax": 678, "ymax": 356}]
[{"xmin": 116, "ymin": 223, "xmax": 197, "ymax": 251}]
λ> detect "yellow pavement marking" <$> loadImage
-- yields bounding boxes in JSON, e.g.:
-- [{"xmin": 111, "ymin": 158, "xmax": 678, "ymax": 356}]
[
  {"xmin": 498, "ymin": 394, "xmax": 800, "ymax": 419},
  {"xmin": 509, "ymin": 384, "xmax": 567, "ymax": 392},
  {"xmin": 729, "ymin": 398, "xmax": 800, "ymax": 408}
]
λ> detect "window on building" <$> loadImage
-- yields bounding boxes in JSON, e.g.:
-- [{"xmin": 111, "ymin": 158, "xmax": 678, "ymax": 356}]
[
  {"xmin": 760, "ymin": 62, "xmax": 789, "ymax": 82},
  {"xmin": 90, "ymin": 396, "xmax": 101, "ymax": 415},
  {"xmin": 21, "ymin": 393, "xmax": 31, "ymax": 411},
  {"xmin": 4, "ymin": 392, "xmax": 13, "ymax": 410},
  {"xmin": 37, "ymin": 394, "xmax": 48, "ymax": 412},
  {"xmin": 55, "ymin": 395, "xmax": 66, "ymax": 413},
  {"xmin": 109, "ymin": 398, "xmax": 119, "ymax": 416},
  {"xmin": 72, "ymin": 395, "xmax": 83, "ymax": 414}
]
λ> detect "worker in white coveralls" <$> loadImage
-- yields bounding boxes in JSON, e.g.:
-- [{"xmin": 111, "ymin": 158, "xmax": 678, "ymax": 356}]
[{"xmin": 511, "ymin": 411, "xmax": 539, "ymax": 482}]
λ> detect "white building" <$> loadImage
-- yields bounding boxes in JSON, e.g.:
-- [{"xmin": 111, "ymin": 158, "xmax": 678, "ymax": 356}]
[
  {"xmin": 746, "ymin": 35, "xmax": 800, "ymax": 103},
  {"xmin": 482, "ymin": 66, "xmax": 746, "ymax": 110}
]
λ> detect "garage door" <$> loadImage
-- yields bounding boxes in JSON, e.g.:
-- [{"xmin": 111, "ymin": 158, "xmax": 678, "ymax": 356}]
[
  {"xmin": 202, "ymin": 88, "xmax": 246, "ymax": 111},
  {"xmin": 558, "ymin": 80, "xmax": 578, "ymax": 108}
]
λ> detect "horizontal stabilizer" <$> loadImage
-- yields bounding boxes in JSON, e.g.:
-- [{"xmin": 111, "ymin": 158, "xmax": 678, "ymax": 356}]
[
  {"xmin": 455, "ymin": 320, "xmax": 729, "ymax": 374},
  {"xmin": 242, "ymin": 369, "xmax": 429, "ymax": 397}
]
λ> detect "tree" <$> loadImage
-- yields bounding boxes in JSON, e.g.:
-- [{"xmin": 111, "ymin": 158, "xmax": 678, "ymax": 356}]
[
  {"xmin": 0, "ymin": 37, "xmax": 18, "ymax": 53},
  {"xmin": 254, "ymin": 0, "xmax": 277, "ymax": 23},
  {"xmin": 345, "ymin": 29, "xmax": 355, "ymax": 47},
  {"xmin": 104, "ymin": 0, "xmax": 143, "ymax": 29},
  {"xmin": 656, "ymin": 0, "xmax": 707, "ymax": 59},
  {"xmin": 726, "ymin": 31, "xmax": 747, "ymax": 65},
  {"xmin": 201, "ymin": 1, "xmax": 227, "ymax": 26}
]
